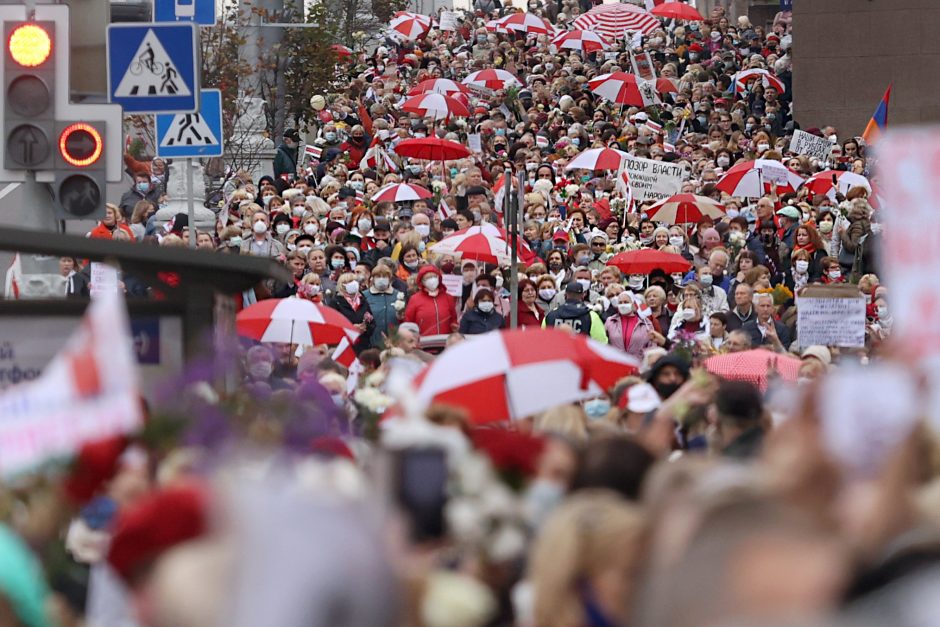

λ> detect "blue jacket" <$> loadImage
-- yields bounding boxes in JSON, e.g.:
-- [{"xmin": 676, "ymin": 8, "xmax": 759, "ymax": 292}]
[
  {"xmin": 364, "ymin": 288, "xmax": 404, "ymax": 348},
  {"xmin": 459, "ymin": 307, "xmax": 504, "ymax": 335}
]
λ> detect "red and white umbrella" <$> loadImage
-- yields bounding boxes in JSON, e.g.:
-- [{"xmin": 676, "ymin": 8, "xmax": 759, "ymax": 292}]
[
  {"xmin": 734, "ymin": 68, "xmax": 786, "ymax": 95},
  {"xmin": 649, "ymin": 1, "xmax": 705, "ymax": 21},
  {"xmin": 462, "ymin": 68, "xmax": 522, "ymax": 90},
  {"xmin": 331, "ymin": 44, "xmax": 353, "ymax": 58},
  {"xmin": 401, "ymin": 92, "xmax": 470, "ymax": 120},
  {"xmin": 236, "ymin": 298, "xmax": 360, "ymax": 347},
  {"xmin": 486, "ymin": 12, "xmax": 554, "ymax": 34},
  {"xmin": 606, "ymin": 249, "xmax": 691, "ymax": 275},
  {"xmin": 704, "ymin": 349, "xmax": 800, "ymax": 392},
  {"xmin": 716, "ymin": 159, "xmax": 805, "ymax": 198},
  {"xmin": 370, "ymin": 182, "xmax": 433, "ymax": 203},
  {"xmin": 655, "ymin": 76, "xmax": 680, "ymax": 95},
  {"xmin": 572, "ymin": 3, "xmax": 660, "ymax": 39},
  {"xmin": 645, "ymin": 194, "xmax": 726, "ymax": 225},
  {"xmin": 564, "ymin": 147, "xmax": 629, "ymax": 171},
  {"xmin": 394, "ymin": 137, "xmax": 470, "ymax": 161},
  {"xmin": 408, "ymin": 78, "xmax": 469, "ymax": 97},
  {"xmin": 551, "ymin": 29, "xmax": 610, "ymax": 53},
  {"xmin": 589, "ymin": 71, "xmax": 659, "ymax": 107},
  {"xmin": 413, "ymin": 328, "xmax": 640, "ymax": 424},
  {"xmin": 430, "ymin": 226, "xmax": 511, "ymax": 265},
  {"xmin": 389, "ymin": 12, "xmax": 432, "ymax": 41},
  {"xmin": 800, "ymin": 170, "xmax": 871, "ymax": 200}
]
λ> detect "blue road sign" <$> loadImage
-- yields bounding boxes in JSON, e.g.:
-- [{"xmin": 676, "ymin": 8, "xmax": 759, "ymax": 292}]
[
  {"xmin": 154, "ymin": 0, "xmax": 216, "ymax": 26},
  {"xmin": 156, "ymin": 90, "xmax": 224, "ymax": 158},
  {"xmin": 107, "ymin": 23, "xmax": 200, "ymax": 114}
]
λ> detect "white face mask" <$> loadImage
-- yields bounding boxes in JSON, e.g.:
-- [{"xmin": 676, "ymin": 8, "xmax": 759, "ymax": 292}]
[
  {"xmin": 877, "ymin": 305, "xmax": 888, "ymax": 319},
  {"xmin": 717, "ymin": 156, "xmax": 730, "ymax": 167},
  {"xmin": 415, "ymin": 224, "xmax": 431, "ymax": 238},
  {"xmin": 700, "ymin": 274, "xmax": 713, "ymax": 287},
  {"xmin": 577, "ymin": 278, "xmax": 591, "ymax": 292},
  {"xmin": 249, "ymin": 362, "xmax": 273, "ymax": 379},
  {"xmin": 344, "ymin": 280, "xmax": 359, "ymax": 294},
  {"xmin": 253, "ymin": 220, "xmax": 268, "ymax": 234},
  {"xmin": 681, "ymin": 307, "xmax": 696, "ymax": 321},
  {"xmin": 275, "ymin": 223, "xmax": 290, "ymax": 235},
  {"xmin": 373, "ymin": 277, "xmax": 390, "ymax": 291},
  {"xmin": 617, "ymin": 302, "xmax": 634, "ymax": 315},
  {"xmin": 629, "ymin": 276, "xmax": 644, "ymax": 288},
  {"xmin": 478, "ymin": 300, "xmax": 494, "ymax": 313},
  {"xmin": 828, "ymin": 269, "xmax": 842, "ymax": 280},
  {"xmin": 539, "ymin": 288, "xmax": 556, "ymax": 301},
  {"xmin": 669, "ymin": 236, "xmax": 684, "ymax": 247},
  {"xmin": 357, "ymin": 219, "xmax": 372, "ymax": 232},
  {"xmin": 757, "ymin": 142, "xmax": 770, "ymax": 152},
  {"xmin": 795, "ymin": 260, "xmax": 809, "ymax": 274},
  {"xmin": 423, "ymin": 275, "xmax": 440, "ymax": 290},
  {"xmin": 303, "ymin": 223, "xmax": 318, "ymax": 235},
  {"xmin": 292, "ymin": 205, "xmax": 305, "ymax": 217}
]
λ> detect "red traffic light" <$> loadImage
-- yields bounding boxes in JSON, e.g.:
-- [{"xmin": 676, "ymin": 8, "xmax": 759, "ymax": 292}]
[
  {"xmin": 59, "ymin": 123, "xmax": 103, "ymax": 167},
  {"xmin": 8, "ymin": 23, "xmax": 51, "ymax": 68}
]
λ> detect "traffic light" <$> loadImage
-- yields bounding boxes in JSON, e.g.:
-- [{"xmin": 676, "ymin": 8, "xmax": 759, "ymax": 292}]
[
  {"xmin": 3, "ymin": 20, "xmax": 55, "ymax": 171},
  {"xmin": 53, "ymin": 120, "xmax": 106, "ymax": 219}
]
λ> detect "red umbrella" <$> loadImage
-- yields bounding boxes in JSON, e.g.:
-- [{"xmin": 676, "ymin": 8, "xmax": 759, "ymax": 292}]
[
  {"xmin": 572, "ymin": 3, "xmax": 659, "ymax": 39},
  {"xmin": 370, "ymin": 182, "xmax": 432, "ymax": 203},
  {"xmin": 394, "ymin": 137, "xmax": 470, "ymax": 161},
  {"xmin": 430, "ymin": 226, "xmax": 511, "ymax": 265},
  {"xmin": 551, "ymin": 29, "xmax": 610, "ymax": 53},
  {"xmin": 606, "ymin": 249, "xmax": 691, "ymax": 275},
  {"xmin": 650, "ymin": 2, "xmax": 705, "ymax": 21},
  {"xmin": 389, "ymin": 12, "xmax": 432, "ymax": 41},
  {"xmin": 487, "ymin": 12, "xmax": 554, "ymax": 35},
  {"xmin": 564, "ymin": 147, "xmax": 629, "ymax": 171},
  {"xmin": 330, "ymin": 44, "xmax": 352, "ymax": 58},
  {"xmin": 236, "ymin": 298, "xmax": 359, "ymax": 346},
  {"xmin": 656, "ymin": 77, "xmax": 680, "ymax": 95},
  {"xmin": 716, "ymin": 159, "xmax": 804, "ymax": 198},
  {"xmin": 734, "ymin": 69, "xmax": 786, "ymax": 95},
  {"xmin": 413, "ymin": 328, "xmax": 640, "ymax": 424},
  {"xmin": 408, "ymin": 78, "xmax": 469, "ymax": 97},
  {"xmin": 401, "ymin": 92, "xmax": 470, "ymax": 121},
  {"xmin": 801, "ymin": 170, "xmax": 871, "ymax": 199},
  {"xmin": 645, "ymin": 194, "xmax": 726, "ymax": 225},
  {"xmin": 462, "ymin": 69, "xmax": 522, "ymax": 90},
  {"xmin": 589, "ymin": 71, "xmax": 658, "ymax": 107},
  {"xmin": 704, "ymin": 349, "xmax": 801, "ymax": 392}
]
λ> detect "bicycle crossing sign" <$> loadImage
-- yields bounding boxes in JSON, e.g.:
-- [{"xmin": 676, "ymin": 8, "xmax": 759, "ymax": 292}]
[
  {"xmin": 107, "ymin": 23, "xmax": 200, "ymax": 114},
  {"xmin": 156, "ymin": 89, "xmax": 224, "ymax": 158}
]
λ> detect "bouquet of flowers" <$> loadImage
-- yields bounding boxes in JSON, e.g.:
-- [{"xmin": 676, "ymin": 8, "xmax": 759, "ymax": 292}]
[{"xmin": 757, "ymin": 284, "xmax": 793, "ymax": 306}]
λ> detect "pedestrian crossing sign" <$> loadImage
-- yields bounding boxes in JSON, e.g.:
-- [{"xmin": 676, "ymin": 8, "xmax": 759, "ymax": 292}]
[
  {"xmin": 107, "ymin": 23, "xmax": 200, "ymax": 114},
  {"xmin": 155, "ymin": 90, "xmax": 224, "ymax": 158}
]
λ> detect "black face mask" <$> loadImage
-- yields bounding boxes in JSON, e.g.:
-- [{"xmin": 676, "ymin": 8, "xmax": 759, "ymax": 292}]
[
  {"xmin": 762, "ymin": 233, "xmax": 775, "ymax": 245},
  {"xmin": 652, "ymin": 380, "xmax": 682, "ymax": 400}
]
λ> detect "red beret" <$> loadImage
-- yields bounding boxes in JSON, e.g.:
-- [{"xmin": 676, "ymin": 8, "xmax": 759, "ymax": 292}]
[
  {"xmin": 689, "ymin": 43, "xmax": 704, "ymax": 53},
  {"xmin": 64, "ymin": 436, "xmax": 130, "ymax": 506},
  {"xmin": 107, "ymin": 483, "xmax": 209, "ymax": 585}
]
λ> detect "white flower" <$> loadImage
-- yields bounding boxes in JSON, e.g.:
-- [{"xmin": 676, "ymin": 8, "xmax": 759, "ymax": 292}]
[
  {"xmin": 446, "ymin": 497, "xmax": 487, "ymax": 544},
  {"xmin": 456, "ymin": 453, "xmax": 493, "ymax": 495},
  {"xmin": 478, "ymin": 483, "xmax": 517, "ymax": 518},
  {"xmin": 486, "ymin": 523, "xmax": 528, "ymax": 563},
  {"xmin": 354, "ymin": 387, "xmax": 392, "ymax": 412},
  {"xmin": 421, "ymin": 571, "xmax": 497, "ymax": 627}
]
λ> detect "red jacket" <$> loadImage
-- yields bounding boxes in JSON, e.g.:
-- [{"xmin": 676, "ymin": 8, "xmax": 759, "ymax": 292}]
[
  {"xmin": 88, "ymin": 223, "xmax": 134, "ymax": 240},
  {"xmin": 404, "ymin": 266, "xmax": 457, "ymax": 336}
]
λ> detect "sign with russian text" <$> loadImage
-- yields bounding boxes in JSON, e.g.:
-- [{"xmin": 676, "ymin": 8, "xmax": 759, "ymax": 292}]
[
  {"xmin": 796, "ymin": 285, "xmax": 866, "ymax": 348},
  {"xmin": 619, "ymin": 155, "xmax": 689, "ymax": 203}
]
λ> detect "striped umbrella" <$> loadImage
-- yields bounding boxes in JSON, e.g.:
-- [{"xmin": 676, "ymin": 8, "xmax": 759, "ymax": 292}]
[
  {"xmin": 401, "ymin": 92, "xmax": 470, "ymax": 120},
  {"xmin": 389, "ymin": 12, "xmax": 432, "ymax": 41},
  {"xmin": 551, "ymin": 29, "xmax": 610, "ymax": 53},
  {"xmin": 734, "ymin": 68, "xmax": 786, "ymax": 95},
  {"xmin": 413, "ymin": 328, "xmax": 640, "ymax": 424},
  {"xmin": 704, "ymin": 349, "xmax": 800, "ymax": 392},
  {"xmin": 462, "ymin": 68, "xmax": 522, "ymax": 90},
  {"xmin": 655, "ymin": 76, "xmax": 681, "ymax": 95},
  {"xmin": 370, "ymin": 182, "xmax": 432, "ymax": 203},
  {"xmin": 408, "ymin": 78, "xmax": 469, "ymax": 97},
  {"xmin": 573, "ymin": 3, "xmax": 660, "ymax": 39},
  {"xmin": 564, "ymin": 147, "xmax": 629, "ymax": 171},
  {"xmin": 645, "ymin": 194, "xmax": 726, "ymax": 225},
  {"xmin": 430, "ymin": 226, "xmax": 511, "ymax": 265},
  {"xmin": 486, "ymin": 12, "xmax": 554, "ymax": 34},
  {"xmin": 801, "ymin": 170, "xmax": 871, "ymax": 200},
  {"xmin": 716, "ymin": 159, "xmax": 805, "ymax": 198},
  {"xmin": 236, "ymin": 298, "xmax": 360, "ymax": 347},
  {"xmin": 588, "ymin": 71, "xmax": 659, "ymax": 106}
]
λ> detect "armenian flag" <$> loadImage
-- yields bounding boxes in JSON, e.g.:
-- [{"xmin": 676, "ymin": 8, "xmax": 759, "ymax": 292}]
[{"xmin": 862, "ymin": 85, "xmax": 891, "ymax": 144}]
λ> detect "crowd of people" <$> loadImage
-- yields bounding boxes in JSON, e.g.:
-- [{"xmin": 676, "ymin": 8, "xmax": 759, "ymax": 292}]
[{"xmin": 4, "ymin": 2, "xmax": 935, "ymax": 627}]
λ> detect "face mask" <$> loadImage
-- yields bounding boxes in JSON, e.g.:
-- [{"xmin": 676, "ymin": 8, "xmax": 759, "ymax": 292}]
[
  {"xmin": 745, "ymin": 123, "xmax": 754, "ymax": 132},
  {"xmin": 404, "ymin": 260, "xmax": 418, "ymax": 270},
  {"xmin": 717, "ymin": 156, "xmax": 730, "ymax": 167},
  {"xmin": 877, "ymin": 305, "xmax": 888, "ymax": 319},
  {"xmin": 577, "ymin": 278, "xmax": 591, "ymax": 292},
  {"xmin": 253, "ymin": 220, "xmax": 268, "ymax": 234},
  {"xmin": 249, "ymin": 362, "xmax": 273, "ymax": 379},
  {"xmin": 539, "ymin": 288, "xmax": 556, "ymax": 301},
  {"xmin": 689, "ymin": 53, "xmax": 700, "ymax": 61},
  {"xmin": 423, "ymin": 275, "xmax": 440, "ymax": 290},
  {"xmin": 415, "ymin": 224, "xmax": 431, "ymax": 238},
  {"xmin": 324, "ymin": 132, "xmax": 337, "ymax": 142},
  {"xmin": 618, "ymin": 302, "xmax": 634, "ymax": 316},
  {"xmin": 275, "ymin": 223, "xmax": 290, "ymax": 235},
  {"xmin": 303, "ymin": 223, "xmax": 318, "ymax": 235},
  {"xmin": 576, "ymin": 254, "xmax": 590, "ymax": 266},
  {"xmin": 727, "ymin": 209, "xmax": 741, "ymax": 219},
  {"xmin": 262, "ymin": 195, "xmax": 274, "ymax": 205},
  {"xmin": 681, "ymin": 307, "xmax": 696, "ymax": 321},
  {"xmin": 671, "ymin": 273, "xmax": 684, "ymax": 284},
  {"xmin": 570, "ymin": 137, "xmax": 580, "ymax": 146},
  {"xmin": 795, "ymin": 260, "xmax": 809, "ymax": 274},
  {"xmin": 331, "ymin": 258, "xmax": 345, "ymax": 269},
  {"xmin": 344, "ymin": 280, "xmax": 359, "ymax": 294},
  {"xmin": 525, "ymin": 479, "xmax": 565, "ymax": 527},
  {"xmin": 478, "ymin": 300, "xmax": 494, "ymax": 313},
  {"xmin": 629, "ymin": 276, "xmax": 644, "ymax": 289},
  {"xmin": 700, "ymin": 274, "xmax": 713, "ymax": 287},
  {"xmin": 357, "ymin": 219, "xmax": 372, "ymax": 232},
  {"xmin": 350, "ymin": 181, "xmax": 364, "ymax": 191},
  {"xmin": 549, "ymin": 262, "xmax": 563, "ymax": 272},
  {"xmin": 757, "ymin": 143, "xmax": 770, "ymax": 152},
  {"xmin": 828, "ymin": 269, "xmax": 841, "ymax": 280},
  {"xmin": 291, "ymin": 205, "xmax": 305, "ymax": 217},
  {"xmin": 136, "ymin": 182, "xmax": 149, "ymax": 193},
  {"xmin": 583, "ymin": 398, "xmax": 611, "ymax": 420},
  {"xmin": 818, "ymin": 222, "xmax": 833, "ymax": 234},
  {"xmin": 296, "ymin": 245, "xmax": 312, "ymax": 256},
  {"xmin": 374, "ymin": 277, "xmax": 390, "ymax": 291},
  {"xmin": 669, "ymin": 236, "xmax": 684, "ymax": 248}
]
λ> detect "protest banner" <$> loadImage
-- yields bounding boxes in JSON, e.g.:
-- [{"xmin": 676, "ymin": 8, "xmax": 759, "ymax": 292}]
[
  {"xmin": 0, "ymin": 292, "xmax": 142, "ymax": 476},
  {"xmin": 618, "ymin": 155, "xmax": 689, "ymax": 203},
  {"xmin": 796, "ymin": 285, "xmax": 866, "ymax": 348},
  {"xmin": 789, "ymin": 130, "xmax": 832, "ymax": 161},
  {"xmin": 629, "ymin": 50, "xmax": 656, "ymax": 81},
  {"xmin": 442, "ymin": 274, "xmax": 463, "ymax": 298},
  {"xmin": 89, "ymin": 262, "xmax": 119, "ymax": 298},
  {"xmin": 438, "ymin": 10, "xmax": 457, "ymax": 31}
]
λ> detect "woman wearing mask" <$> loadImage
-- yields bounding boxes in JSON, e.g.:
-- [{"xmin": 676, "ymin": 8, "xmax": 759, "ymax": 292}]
[
  {"xmin": 820, "ymin": 256, "xmax": 846, "ymax": 284},
  {"xmin": 296, "ymin": 273, "xmax": 323, "ymax": 303},
  {"xmin": 329, "ymin": 273, "xmax": 375, "ymax": 354},
  {"xmin": 789, "ymin": 223, "xmax": 827, "ymax": 281},
  {"xmin": 668, "ymin": 226, "xmax": 693, "ymax": 261},
  {"xmin": 545, "ymin": 249, "xmax": 571, "ymax": 290},
  {"xmin": 667, "ymin": 283, "xmax": 710, "ymax": 341},
  {"xmin": 324, "ymin": 244, "xmax": 351, "ymax": 292},
  {"xmin": 404, "ymin": 265, "xmax": 458, "ymax": 336},
  {"xmin": 838, "ymin": 198, "xmax": 873, "ymax": 278},
  {"xmin": 459, "ymin": 288, "xmax": 505, "ymax": 335},
  {"xmin": 518, "ymin": 279, "xmax": 545, "ymax": 329},
  {"xmin": 535, "ymin": 275, "xmax": 558, "ymax": 313},
  {"xmin": 786, "ymin": 249, "xmax": 812, "ymax": 292},
  {"xmin": 604, "ymin": 292, "xmax": 659, "ymax": 360},
  {"xmin": 273, "ymin": 251, "xmax": 309, "ymax": 298},
  {"xmin": 751, "ymin": 130, "xmax": 773, "ymax": 156},
  {"xmin": 364, "ymin": 265, "xmax": 405, "ymax": 349},
  {"xmin": 396, "ymin": 244, "xmax": 423, "ymax": 283},
  {"xmin": 272, "ymin": 214, "xmax": 293, "ymax": 243}
]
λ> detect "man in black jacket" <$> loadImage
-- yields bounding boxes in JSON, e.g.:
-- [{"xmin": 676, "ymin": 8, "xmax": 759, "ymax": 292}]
[{"xmin": 742, "ymin": 293, "xmax": 790, "ymax": 352}]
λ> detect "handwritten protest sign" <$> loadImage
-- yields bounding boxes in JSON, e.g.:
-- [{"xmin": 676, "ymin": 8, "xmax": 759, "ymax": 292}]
[
  {"xmin": 467, "ymin": 134, "xmax": 482, "ymax": 154},
  {"xmin": 619, "ymin": 155, "xmax": 689, "ymax": 203},
  {"xmin": 89, "ymin": 262, "xmax": 119, "ymax": 298},
  {"xmin": 789, "ymin": 130, "xmax": 832, "ymax": 160},
  {"xmin": 438, "ymin": 11, "xmax": 457, "ymax": 31},
  {"xmin": 796, "ymin": 285, "xmax": 866, "ymax": 348},
  {"xmin": 442, "ymin": 274, "xmax": 463, "ymax": 298}
]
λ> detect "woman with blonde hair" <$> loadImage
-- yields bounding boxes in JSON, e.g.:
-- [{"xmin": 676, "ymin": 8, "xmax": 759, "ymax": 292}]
[
  {"xmin": 528, "ymin": 491, "xmax": 646, "ymax": 627},
  {"xmin": 535, "ymin": 405, "xmax": 588, "ymax": 444}
]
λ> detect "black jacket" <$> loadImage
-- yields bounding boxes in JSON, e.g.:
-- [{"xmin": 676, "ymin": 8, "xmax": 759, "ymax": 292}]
[
  {"xmin": 459, "ymin": 307, "xmax": 504, "ymax": 335},
  {"xmin": 329, "ymin": 293, "xmax": 375, "ymax": 353},
  {"xmin": 742, "ymin": 318, "xmax": 791, "ymax": 350},
  {"xmin": 544, "ymin": 300, "xmax": 592, "ymax": 335}
]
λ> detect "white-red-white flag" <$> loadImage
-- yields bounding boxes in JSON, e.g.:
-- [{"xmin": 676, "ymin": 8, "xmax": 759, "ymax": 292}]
[
  {"xmin": 331, "ymin": 332, "xmax": 358, "ymax": 368},
  {"xmin": 437, "ymin": 198, "xmax": 454, "ymax": 220}
]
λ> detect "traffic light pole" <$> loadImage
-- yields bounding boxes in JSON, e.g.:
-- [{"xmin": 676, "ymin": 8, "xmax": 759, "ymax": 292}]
[{"xmin": 186, "ymin": 158, "xmax": 195, "ymax": 249}]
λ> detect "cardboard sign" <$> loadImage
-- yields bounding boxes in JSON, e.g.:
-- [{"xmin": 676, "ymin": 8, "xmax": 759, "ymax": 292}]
[
  {"xmin": 619, "ymin": 155, "xmax": 689, "ymax": 203},
  {"xmin": 796, "ymin": 285, "xmax": 866, "ymax": 348},
  {"xmin": 789, "ymin": 130, "xmax": 832, "ymax": 161},
  {"xmin": 467, "ymin": 133, "xmax": 482, "ymax": 154}
]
